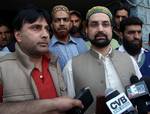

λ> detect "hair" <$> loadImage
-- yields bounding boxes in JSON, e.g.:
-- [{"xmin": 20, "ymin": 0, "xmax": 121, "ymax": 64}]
[
  {"xmin": 114, "ymin": 5, "xmax": 130, "ymax": 16},
  {"xmin": 120, "ymin": 16, "xmax": 143, "ymax": 33},
  {"xmin": 70, "ymin": 10, "xmax": 82, "ymax": 20},
  {"xmin": 12, "ymin": 7, "xmax": 51, "ymax": 31}
]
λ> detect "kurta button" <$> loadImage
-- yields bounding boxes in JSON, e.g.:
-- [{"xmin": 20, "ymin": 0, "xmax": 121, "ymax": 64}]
[{"xmin": 39, "ymin": 75, "xmax": 43, "ymax": 79}]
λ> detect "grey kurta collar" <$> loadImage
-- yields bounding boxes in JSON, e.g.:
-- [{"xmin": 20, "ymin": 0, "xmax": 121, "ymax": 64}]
[{"xmin": 89, "ymin": 47, "xmax": 114, "ymax": 60}]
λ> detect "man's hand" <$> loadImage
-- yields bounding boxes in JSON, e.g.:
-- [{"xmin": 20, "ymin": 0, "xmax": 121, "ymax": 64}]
[
  {"xmin": 0, "ymin": 96, "xmax": 83, "ymax": 114},
  {"xmin": 52, "ymin": 96, "xmax": 83, "ymax": 112}
]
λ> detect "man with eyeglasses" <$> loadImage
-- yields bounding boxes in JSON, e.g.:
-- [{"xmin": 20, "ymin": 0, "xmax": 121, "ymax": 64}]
[
  {"xmin": 63, "ymin": 6, "xmax": 142, "ymax": 114},
  {"xmin": 49, "ymin": 5, "xmax": 88, "ymax": 71}
]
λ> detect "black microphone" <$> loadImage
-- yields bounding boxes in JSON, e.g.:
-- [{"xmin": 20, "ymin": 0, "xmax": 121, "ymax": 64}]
[
  {"xmin": 126, "ymin": 75, "xmax": 149, "ymax": 114},
  {"xmin": 66, "ymin": 87, "xmax": 93, "ymax": 114},
  {"xmin": 130, "ymin": 75, "xmax": 139, "ymax": 84},
  {"xmin": 140, "ymin": 76, "xmax": 150, "ymax": 112},
  {"xmin": 105, "ymin": 88, "xmax": 137, "ymax": 114},
  {"xmin": 140, "ymin": 76, "xmax": 150, "ymax": 93},
  {"xmin": 126, "ymin": 75, "xmax": 149, "ymax": 100}
]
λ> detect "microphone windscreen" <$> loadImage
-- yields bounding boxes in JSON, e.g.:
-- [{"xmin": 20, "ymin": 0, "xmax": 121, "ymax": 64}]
[
  {"xmin": 105, "ymin": 88, "xmax": 119, "ymax": 101},
  {"xmin": 105, "ymin": 88, "xmax": 114, "ymax": 97},
  {"xmin": 130, "ymin": 75, "xmax": 139, "ymax": 84}
]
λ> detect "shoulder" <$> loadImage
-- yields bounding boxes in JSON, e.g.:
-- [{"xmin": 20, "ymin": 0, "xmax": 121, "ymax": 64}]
[
  {"xmin": 0, "ymin": 52, "xmax": 16, "ymax": 63},
  {"xmin": 71, "ymin": 37, "xmax": 86, "ymax": 43},
  {"xmin": 72, "ymin": 51, "xmax": 91, "ymax": 64},
  {"xmin": 0, "ymin": 53, "xmax": 17, "ymax": 70},
  {"xmin": 48, "ymin": 52, "xmax": 59, "ymax": 65},
  {"xmin": 112, "ymin": 50, "xmax": 132, "ymax": 62},
  {"xmin": 144, "ymin": 49, "xmax": 150, "ymax": 55},
  {"xmin": 113, "ymin": 49, "xmax": 129, "ymax": 56},
  {"xmin": 49, "ymin": 35, "xmax": 58, "ymax": 47},
  {"xmin": 74, "ymin": 50, "xmax": 89, "ymax": 58}
]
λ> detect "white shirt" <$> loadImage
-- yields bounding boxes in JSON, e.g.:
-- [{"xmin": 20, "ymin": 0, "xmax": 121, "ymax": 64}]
[
  {"xmin": 118, "ymin": 45, "xmax": 146, "ymax": 67},
  {"xmin": 63, "ymin": 49, "xmax": 142, "ymax": 97}
]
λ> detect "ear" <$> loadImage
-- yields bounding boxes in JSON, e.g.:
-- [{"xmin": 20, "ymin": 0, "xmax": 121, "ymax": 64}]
[
  {"xmin": 85, "ymin": 27, "xmax": 88, "ymax": 35},
  {"xmin": 14, "ymin": 31, "xmax": 22, "ymax": 42}
]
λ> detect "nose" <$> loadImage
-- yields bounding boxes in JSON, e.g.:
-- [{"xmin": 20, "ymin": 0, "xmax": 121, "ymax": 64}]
[
  {"xmin": 72, "ymin": 21, "xmax": 76, "ymax": 26},
  {"xmin": 1, "ymin": 33, "xmax": 6, "ymax": 39},
  {"xmin": 41, "ymin": 29, "xmax": 49, "ymax": 39},
  {"xmin": 134, "ymin": 32, "xmax": 140, "ymax": 39},
  {"xmin": 119, "ymin": 17, "xmax": 123, "ymax": 22},
  {"xmin": 60, "ymin": 19, "xmax": 64, "ymax": 25},
  {"xmin": 97, "ymin": 24, "xmax": 104, "ymax": 31}
]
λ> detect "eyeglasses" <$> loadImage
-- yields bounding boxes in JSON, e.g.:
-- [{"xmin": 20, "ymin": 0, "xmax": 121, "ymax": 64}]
[{"xmin": 88, "ymin": 21, "xmax": 111, "ymax": 28}]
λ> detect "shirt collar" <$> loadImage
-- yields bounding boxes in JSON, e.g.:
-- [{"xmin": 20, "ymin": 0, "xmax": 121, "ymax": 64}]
[
  {"xmin": 119, "ymin": 45, "xmax": 146, "ymax": 55},
  {"xmin": 119, "ymin": 45, "xmax": 146, "ymax": 63},
  {"xmin": 92, "ymin": 47, "xmax": 113, "ymax": 60},
  {"xmin": 137, "ymin": 47, "xmax": 145, "ymax": 63},
  {"xmin": 50, "ymin": 35, "xmax": 77, "ymax": 46},
  {"xmin": 118, "ymin": 45, "xmax": 126, "ymax": 52}
]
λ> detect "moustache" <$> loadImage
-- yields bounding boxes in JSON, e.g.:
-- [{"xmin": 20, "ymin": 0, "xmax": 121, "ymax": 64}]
[
  {"xmin": 58, "ymin": 27, "xmax": 67, "ymax": 30},
  {"xmin": 133, "ymin": 39, "xmax": 141, "ymax": 42},
  {"xmin": 95, "ymin": 32, "xmax": 107, "ymax": 38}
]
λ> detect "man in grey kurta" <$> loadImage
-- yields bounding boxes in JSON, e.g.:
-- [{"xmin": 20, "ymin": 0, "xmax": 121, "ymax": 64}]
[{"xmin": 63, "ymin": 6, "xmax": 142, "ymax": 114}]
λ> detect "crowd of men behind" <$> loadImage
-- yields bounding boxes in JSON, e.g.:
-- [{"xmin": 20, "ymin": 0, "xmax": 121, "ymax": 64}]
[{"xmin": 0, "ymin": 3, "xmax": 149, "ymax": 114}]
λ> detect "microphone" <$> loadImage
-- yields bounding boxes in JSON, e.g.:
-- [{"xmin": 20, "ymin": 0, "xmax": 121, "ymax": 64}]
[
  {"xmin": 126, "ymin": 75, "xmax": 149, "ymax": 114},
  {"xmin": 126, "ymin": 75, "xmax": 149, "ymax": 100},
  {"xmin": 105, "ymin": 88, "xmax": 137, "ymax": 114},
  {"xmin": 130, "ymin": 75, "xmax": 139, "ymax": 84},
  {"xmin": 66, "ymin": 87, "xmax": 93, "ymax": 114},
  {"xmin": 140, "ymin": 76, "xmax": 150, "ymax": 93},
  {"xmin": 139, "ymin": 77, "xmax": 150, "ymax": 112}
]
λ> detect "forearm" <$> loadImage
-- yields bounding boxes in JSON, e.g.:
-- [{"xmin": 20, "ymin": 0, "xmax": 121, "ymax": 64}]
[
  {"xmin": 0, "ymin": 99, "xmax": 58, "ymax": 114},
  {"xmin": 0, "ymin": 97, "xmax": 83, "ymax": 114}
]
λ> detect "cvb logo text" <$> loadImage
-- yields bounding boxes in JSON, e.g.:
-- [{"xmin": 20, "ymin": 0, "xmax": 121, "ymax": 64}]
[
  {"xmin": 106, "ymin": 93, "xmax": 132, "ymax": 114},
  {"xmin": 111, "ymin": 96, "xmax": 130, "ymax": 112}
]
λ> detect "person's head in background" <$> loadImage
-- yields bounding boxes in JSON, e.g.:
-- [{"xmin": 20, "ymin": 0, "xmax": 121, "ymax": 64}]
[
  {"xmin": 12, "ymin": 7, "xmax": 51, "ymax": 57},
  {"xmin": 85, "ymin": 6, "xmax": 113, "ymax": 50},
  {"xmin": 51, "ymin": 5, "xmax": 71, "ymax": 42},
  {"xmin": 120, "ymin": 16, "xmax": 143, "ymax": 56},
  {"xmin": 69, "ymin": 10, "xmax": 82, "ymax": 36},
  {"xmin": 114, "ymin": 5, "xmax": 129, "ymax": 30},
  {"xmin": 0, "ymin": 19, "xmax": 12, "ymax": 48}
]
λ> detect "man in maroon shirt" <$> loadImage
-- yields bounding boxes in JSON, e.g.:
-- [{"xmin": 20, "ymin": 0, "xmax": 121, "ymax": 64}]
[{"xmin": 0, "ymin": 7, "xmax": 82, "ymax": 114}]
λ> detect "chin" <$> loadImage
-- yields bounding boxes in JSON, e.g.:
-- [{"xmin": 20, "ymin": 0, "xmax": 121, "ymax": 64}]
[{"xmin": 39, "ymin": 48, "xmax": 49, "ymax": 53}]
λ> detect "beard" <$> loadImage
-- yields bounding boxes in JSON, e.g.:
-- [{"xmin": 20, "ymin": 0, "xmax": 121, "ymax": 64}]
[
  {"xmin": 54, "ymin": 27, "xmax": 69, "ymax": 38},
  {"xmin": 123, "ymin": 38, "xmax": 142, "ymax": 56},
  {"xmin": 89, "ymin": 32, "xmax": 111, "ymax": 48},
  {"xmin": 70, "ymin": 26, "xmax": 81, "ymax": 35}
]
